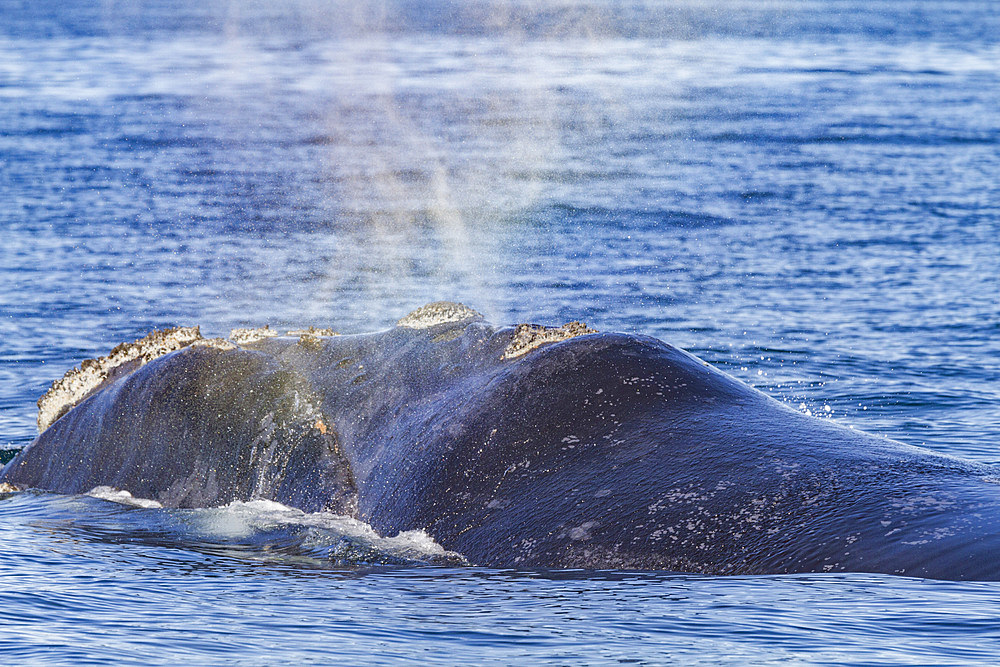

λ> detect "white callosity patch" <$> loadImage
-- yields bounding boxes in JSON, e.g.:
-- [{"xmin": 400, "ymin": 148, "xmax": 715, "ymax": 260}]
[
  {"xmin": 229, "ymin": 325, "xmax": 279, "ymax": 345},
  {"xmin": 396, "ymin": 301, "xmax": 483, "ymax": 329},
  {"xmin": 36, "ymin": 326, "xmax": 202, "ymax": 433},
  {"xmin": 295, "ymin": 333, "xmax": 330, "ymax": 351},
  {"xmin": 191, "ymin": 337, "xmax": 237, "ymax": 351},
  {"xmin": 286, "ymin": 326, "xmax": 339, "ymax": 336},
  {"xmin": 502, "ymin": 321, "xmax": 597, "ymax": 359}
]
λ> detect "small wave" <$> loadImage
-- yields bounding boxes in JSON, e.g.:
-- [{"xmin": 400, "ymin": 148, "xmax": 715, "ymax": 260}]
[
  {"xmin": 187, "ymin": 499, "xmax": 467, "ymax": 566},
  {"xmin": 86, "ymin": 485, "xmax": 164, "ymax": 509},
  {"xmin": 82, "ymin": 489, "xmax": 466, "ymax": 567}
]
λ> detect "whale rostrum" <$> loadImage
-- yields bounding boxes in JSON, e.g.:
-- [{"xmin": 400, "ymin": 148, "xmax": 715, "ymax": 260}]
[{"xmin": 5, "ymin": 302, "xmax": 1000, "ymax": 580}]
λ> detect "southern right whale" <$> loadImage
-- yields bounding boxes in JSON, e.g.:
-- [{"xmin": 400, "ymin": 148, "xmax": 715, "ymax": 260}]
[{"xmin": 3, "ymin": 301, "xmax": 1000, "ymax": 580}]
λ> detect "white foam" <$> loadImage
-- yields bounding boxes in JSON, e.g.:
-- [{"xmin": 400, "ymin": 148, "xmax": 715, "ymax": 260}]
[
  {"xmin": 86, "ymin": 486, "xmax": 164, "ymax": 509},
  {"xmin": 191, "ymin": 499, "xmax": 465, "ymax": 563},
  {"xmin": 79, "ymin": 492, "xmax": 465, "ymax": 564}
]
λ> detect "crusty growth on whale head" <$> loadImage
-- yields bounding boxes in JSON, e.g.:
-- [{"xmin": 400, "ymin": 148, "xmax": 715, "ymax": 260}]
[
  {"xmin": 503, "ymin": 321, "xmax": 598, "ymax": 359},
  {"xmin": 397, "ymin": 301, "xmax": 484, "ymax": 329},
  {"xmin": 286, "ymin": 326, "xmax": 339, "ymax": 337},
  {"xmin": 191, "ymin": 337, "xmax": 237, "ymax": 351},
  {"xmin": 229, "ymin": 325, "xmax": 279, "ymax": 345},
  {"xmin": 31, "ymin": 305, "xmax": 592, "ymax": 436},
  {"xmin": 36, "ymin": 326, "xmax": 203, "ymax": 433}
]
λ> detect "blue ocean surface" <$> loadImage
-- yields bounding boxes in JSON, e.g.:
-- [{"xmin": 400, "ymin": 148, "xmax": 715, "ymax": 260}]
[{"xmin": 2, "ymin": 0, "xmax": 1000, "ymax": 663}]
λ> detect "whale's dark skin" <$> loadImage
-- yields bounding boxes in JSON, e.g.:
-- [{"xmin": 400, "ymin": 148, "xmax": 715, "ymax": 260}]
[{"xmin": 4, "ymin": 309, "xmax": 1000, "ymax": 580}]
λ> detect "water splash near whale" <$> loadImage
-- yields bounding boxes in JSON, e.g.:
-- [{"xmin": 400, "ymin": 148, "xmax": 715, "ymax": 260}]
[{"xmin": 18, "ymin": 487, "xmax": 468, "ymax": 568}]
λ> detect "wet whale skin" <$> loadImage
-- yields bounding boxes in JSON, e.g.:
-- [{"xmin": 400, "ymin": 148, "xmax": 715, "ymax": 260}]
[{"xmin": 4, "ymin": 316, "xmax": 1000, "ymax": 580}]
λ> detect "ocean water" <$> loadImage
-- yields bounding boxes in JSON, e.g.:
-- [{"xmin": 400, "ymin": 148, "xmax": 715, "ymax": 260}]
[{"xmin": 3, "ymin": 0, "xmax": 1000, "ymax": 663}]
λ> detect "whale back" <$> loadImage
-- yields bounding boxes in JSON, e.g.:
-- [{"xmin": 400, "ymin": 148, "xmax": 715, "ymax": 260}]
[
  {"xmin": 253, "ymin": 321, "xmax": 1000, "ymax": 577},
  {"xmin": 4, "ymin": 308, "xmax": 1000, "ymax": 579}
]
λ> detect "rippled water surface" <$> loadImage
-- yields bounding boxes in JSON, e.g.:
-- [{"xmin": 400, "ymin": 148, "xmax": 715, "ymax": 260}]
[{"xmin": 3, "ymin": 0, "xmax": 1000, "ymax": 663}]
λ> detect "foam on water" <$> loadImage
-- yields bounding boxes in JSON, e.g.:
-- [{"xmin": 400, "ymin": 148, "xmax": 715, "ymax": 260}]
[
  {"xmin": 86, "ymin": 486, "xmax": 164, "ymax": 509},
  {"xmin": 188, "ymin": 498, "xmax": 467, "ymax": 565},
  {"xmin": 81, "ymin": 486, "xmax": 466, "ymax": 567}
]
